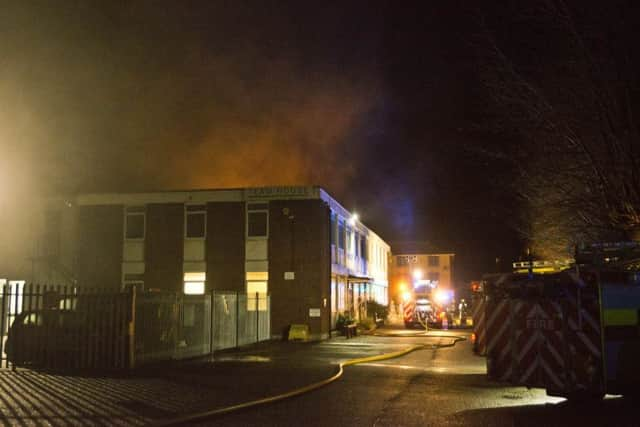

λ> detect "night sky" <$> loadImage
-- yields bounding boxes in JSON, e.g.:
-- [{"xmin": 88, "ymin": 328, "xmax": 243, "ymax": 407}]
[{"xmin": 1, "ymin": 1, "xmax": 525, "ymax": 281}]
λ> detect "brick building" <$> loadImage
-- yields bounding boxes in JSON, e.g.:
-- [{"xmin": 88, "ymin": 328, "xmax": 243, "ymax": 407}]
[{"xmin": 30, "ymin": 186, "xmax": 390, "ymax": 339}]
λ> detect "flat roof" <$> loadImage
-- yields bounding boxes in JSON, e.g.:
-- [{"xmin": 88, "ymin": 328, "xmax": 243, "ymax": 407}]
[{"xmin": 65, "ymin": 185, "xmax": 389, "ymax": 249}]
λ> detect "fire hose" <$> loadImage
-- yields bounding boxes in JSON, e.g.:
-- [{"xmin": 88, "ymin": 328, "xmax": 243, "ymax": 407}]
[{"xmin": 155, "ymin": 334, "xmax": 466, "ymax": 426}]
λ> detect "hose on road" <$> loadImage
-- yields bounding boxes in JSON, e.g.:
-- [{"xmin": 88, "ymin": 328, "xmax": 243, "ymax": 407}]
[{"xmin": 154, "ymin": 335, "xmax": 465, "ymax": 426}]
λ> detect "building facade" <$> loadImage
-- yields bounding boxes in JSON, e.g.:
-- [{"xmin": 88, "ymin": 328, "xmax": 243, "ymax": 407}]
[{"xmin": 29, "ymin": 186, "xmax": 390, "ymax": 339}]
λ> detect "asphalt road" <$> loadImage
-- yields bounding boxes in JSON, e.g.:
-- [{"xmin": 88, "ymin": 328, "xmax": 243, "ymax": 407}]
[{"xmin": 195, "ymin": 326, "xmax": 639, "ymax": 427}]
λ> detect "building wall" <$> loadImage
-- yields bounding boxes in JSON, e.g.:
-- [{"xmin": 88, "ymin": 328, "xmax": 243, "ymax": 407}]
[
  {"xmin": 75, "ymin": 205, "xmax": 123, "ymax": 290},
  {"xmin": 328, "ymin": 206, "xmax": 390, "ymax": 325},
  {"xmin": 206, "ymin": 202, "xmax": 245, "ymax": 292},
  {"xmin": 145, "ymin": 203, "xmax": 183, "ymax": 292},
  {"xmin": 268, "ymin": 199, "xmax": 331, "ymax": 339},
  {"xmin": 31, "ymin": 187, "xmax": 389, "ymax": 341}
]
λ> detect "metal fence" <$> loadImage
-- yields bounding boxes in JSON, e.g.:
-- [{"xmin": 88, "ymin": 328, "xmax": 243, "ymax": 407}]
[
  {"xmin": 0, "ymin": 282, "xmax": 131, "ymax": 370},
  {"xmin": 134, "ymin": 292, "xmax": 212, "ymax": 364},
  {"xmin": 0, "ymin": 281, "xmax": 271, "ymax": 370},
  {"xmin": 212, "ymin": 292, "xmax": 270, "ymax": 350}
]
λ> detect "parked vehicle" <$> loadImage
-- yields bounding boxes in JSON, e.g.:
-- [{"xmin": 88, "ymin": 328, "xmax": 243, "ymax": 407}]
[
  {"xmin": 479, "ymin": 242, "xmax": 640, "ymax": 399},
  {"xmin": 403, "ymin": 285, "xmax": 455, "ymax": 329},
  {"xmin": 5, "ymin": 309, "xmax": 85, "ymax": 367}
]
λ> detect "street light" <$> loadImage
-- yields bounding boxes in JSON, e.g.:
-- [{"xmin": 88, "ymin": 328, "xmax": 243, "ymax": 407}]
[
  {"xmin": 412, "ymin": 269, "xmax": 423, "ymax": 281},
  {"xmin": 348, "ymin": 213, "xmax": 359, "ymax": 226}
]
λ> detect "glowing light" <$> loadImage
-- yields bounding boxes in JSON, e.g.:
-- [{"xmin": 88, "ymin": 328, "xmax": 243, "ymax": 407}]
[
  {"xmin": 412, "ymin": 269, "xmax": 423, "ymax": 280},
  {"xmin": 184, "ymin": 271, "xmax": 206, "ymax": 295},
  {"xmin": 348, "ymin": 213, "xmax": 359, "ymax": 226},
  {"xmin": 399, "ymin": 282, "xmax": 407, "ymax": 292},
  {"xmin": 402, "ymin": 291, "xmax": 412, "ymax": 302},
  {"xmin": 434, "ymin": 289, "xmax": 451, "ymax": 305},
  {"xmin": 184, "ymin": 281, "xmax": 205, "ymax": 295}
]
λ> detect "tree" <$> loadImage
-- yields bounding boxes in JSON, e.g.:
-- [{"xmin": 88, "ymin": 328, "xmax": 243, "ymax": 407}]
[{"xmin": 476, "ymin": 0, "xmax": 640, "ymax": 259}]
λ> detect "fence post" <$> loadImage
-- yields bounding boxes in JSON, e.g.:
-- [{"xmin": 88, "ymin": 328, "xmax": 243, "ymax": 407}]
[
  {"xmin": 128, "ymin": 286, "xmax": 136, "ymax": 369},
  {"xmin": 12, "ymin": 282, "xmax": 20, "ymax": 371},
  {"xmin": 210, "ymin": 289, "xmax": 215, "ymax": 357},
  {"xmin": 0, "ymin": 283, "xmax": 8, "ymax": 368},
  {"xmin": 236, "ymin": 291, "xmax": 239, "ymax": 348}
]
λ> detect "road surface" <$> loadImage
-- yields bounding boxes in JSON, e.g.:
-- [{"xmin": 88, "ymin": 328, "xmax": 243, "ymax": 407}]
[{"xmin": 197, "ymin": 326, "xmax": 637, "ymax": 427}]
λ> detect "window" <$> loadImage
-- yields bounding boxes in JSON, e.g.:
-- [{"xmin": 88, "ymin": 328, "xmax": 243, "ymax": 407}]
[
  {"xmin": 125, "ymin": 206, "xmax": 145, "ymax": 239},
  {"xmin": 185, "ymin": 205, "xmax": 206, "ymax": 238},
  {"xmin": 428, "ymin": 271, "xmax": 440, "ymax": 282},
  {"xmin": 338, "ymin": 221, "xmax": 345, "ymax": 249},
  {"xmin": 397, "ymin": 256, "xmax": 408, "ymax": 267},
  {"xmin": 360, "ymin": 236, "xmax": 367, "ymax": 259},
  {"xmin": 348, "ymin": 230, "xmax": 355, "ymax": 255},
  {"xmin": 428, "ymin": 255, "xmax": 440, "ymax": 267},
  {"xmin": 247, "ymin": 203, "xmax": 268, "ymax": 238},
  {"xmin": 330, "ymin": 213, "xmax": 337, "ymax": 246},
  {"xmin": 184, "ymin": 272, "xmax": 206, "ymax": 295},
  {"xmin": 246, "ymin": 271, "xmax": 268, "ymax": 311}
]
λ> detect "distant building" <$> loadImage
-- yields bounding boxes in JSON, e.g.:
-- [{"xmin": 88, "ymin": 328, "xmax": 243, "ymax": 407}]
[
  {"xmin": 389, "ymin": 242, "xmax": 454, "ymax": 303},
  {"xmin": 27, "ymin": 186, "xmax": 390, "ymax": 339}
]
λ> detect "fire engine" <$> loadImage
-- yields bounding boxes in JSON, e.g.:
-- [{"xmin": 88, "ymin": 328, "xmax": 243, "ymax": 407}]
[
  {"xmin": 476, "ymin": 242, "xmax": 640, "ymax": 399},
  {"xmin": 403, "ymin": 282, "xmax": 455, "ymax": 329}
]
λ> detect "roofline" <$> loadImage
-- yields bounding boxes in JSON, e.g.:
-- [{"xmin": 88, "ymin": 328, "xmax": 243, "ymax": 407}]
[
  {"xmin": 62, "ymin": 185, "xmax": 389, "ymax": 249},
  {"xmin": 392, "ymin": 252, "xmax": 455, "ymax": 256},
  {"xmin": 318, "ymin": 189, "xmax": 390, "ymax": 250},
  {"xmin": 74, "ymin": 186, "xmax": 325, "ymax": 206}
]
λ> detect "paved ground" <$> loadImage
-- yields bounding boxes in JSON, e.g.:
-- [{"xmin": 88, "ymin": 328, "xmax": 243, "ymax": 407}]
[
  {"xmin": 0, "ymin": 328, "xmax": 444, "ymax": 426},
  {"xmin": 1, "ymin": 324, "xmax": 638, "ymax": 426}
]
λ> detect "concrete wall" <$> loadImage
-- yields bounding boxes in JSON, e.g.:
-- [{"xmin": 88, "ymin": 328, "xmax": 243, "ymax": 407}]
[
  {"xmin": 206, "ymin": 202, "xmax": 245, "ymax": 292},
  {"xmin": 75, "ymin": 205, "xmax": 123, "ymax": 290},
  {"xmin": 268, "ymin": 199, "xmax": 331, "ymax": 339},
  {"xmin": 145, "ymin": 203, "xmax": 183, "ymax": 292}
]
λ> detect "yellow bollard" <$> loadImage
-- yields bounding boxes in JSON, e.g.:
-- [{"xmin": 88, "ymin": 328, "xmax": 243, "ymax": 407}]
[{"xmin": 288, "ymin": 324, "xmax": 310, "ymax": 341}]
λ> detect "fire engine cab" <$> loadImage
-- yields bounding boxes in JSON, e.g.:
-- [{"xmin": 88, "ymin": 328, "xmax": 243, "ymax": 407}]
[{"xmin": 403, "ymin": 280, "xmax": 455, "ymax": 329}]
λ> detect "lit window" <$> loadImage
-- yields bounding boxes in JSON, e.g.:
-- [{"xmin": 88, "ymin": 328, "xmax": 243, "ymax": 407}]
[
  {"xmin": 246, "ymin": 271, "xmax": 269, "ymax": 281},
  {"xmin": 247, "ymin": 281, "xmax": 267, "ymax": 295},
  {"xmin": 185, "ymin": 205, "xmax": 206, "ymax": 238},
  {"xmin": 184, "ymin": 272, "xmax": 206, "ymax": 295},
  {"xmin": 125, "ymin": 206, "xmax": 145, "ymax": 239},
  {"xmin": 246, "ymin": 272, "xmax": 268, "ymax": 311},
  {"xmin": 428, "ymin": 255, "xmax": 440, "ymax": 267}
]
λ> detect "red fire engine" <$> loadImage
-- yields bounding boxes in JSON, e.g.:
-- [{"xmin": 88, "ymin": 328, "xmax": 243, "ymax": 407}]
[
  {"xmin": 476, "ymin": 243, "xmax": 640, "ymax": 399},
  {"xmin": 403, "ymin": 283, "xmax": 455, "ymax": 329}
]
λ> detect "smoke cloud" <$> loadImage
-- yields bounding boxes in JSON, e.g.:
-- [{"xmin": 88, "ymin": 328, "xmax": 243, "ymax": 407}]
[{"xmin": 0, "ymin": 2, "xmax": 384, "ymax": 277}]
